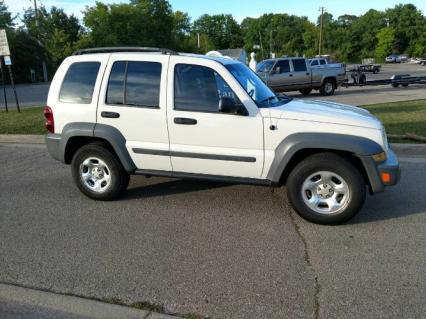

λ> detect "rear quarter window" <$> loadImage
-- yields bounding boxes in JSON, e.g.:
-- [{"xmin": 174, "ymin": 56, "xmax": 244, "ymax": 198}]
[{"xmin": 59, "ymin": 62, "xmax": 101, "ymax": 104}]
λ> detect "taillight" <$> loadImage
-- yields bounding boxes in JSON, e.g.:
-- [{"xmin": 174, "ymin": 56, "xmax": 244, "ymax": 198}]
[{"xmin": 43, "ymin": 106, "xmax": 54, "ymax": 133}]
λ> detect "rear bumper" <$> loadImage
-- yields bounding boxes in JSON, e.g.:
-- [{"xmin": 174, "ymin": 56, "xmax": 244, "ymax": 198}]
[
  {"xmin": 45, "ymin": 133, "xmax": 64, "ymax": 162},
  {"xmin": 361, "ymin": 148, "xmax": 401, "ymax": 194}
]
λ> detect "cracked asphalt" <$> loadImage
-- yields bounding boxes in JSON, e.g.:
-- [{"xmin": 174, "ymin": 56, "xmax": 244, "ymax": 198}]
[{"xmin": 0, "ymin": 143, "xmax": 425, "ymax": 318}]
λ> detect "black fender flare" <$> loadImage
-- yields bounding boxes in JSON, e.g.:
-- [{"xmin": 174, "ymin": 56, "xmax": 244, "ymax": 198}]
[
  {"xmin": 266, "ymin": 133, "xmax": 384, "ymax": 184},
  {"xmin": 58, "ymin": 122, "xmax": 136, "ymax": 172}
]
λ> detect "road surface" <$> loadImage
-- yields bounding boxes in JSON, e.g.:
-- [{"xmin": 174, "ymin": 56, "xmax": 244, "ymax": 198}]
[{"xmin": 0, "ymin": 143, "xmax": 424, "ymax": 318}]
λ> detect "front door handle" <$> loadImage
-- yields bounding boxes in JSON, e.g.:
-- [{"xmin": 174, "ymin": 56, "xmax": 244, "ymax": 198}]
[
  {"xmin": 289, "ymin": 74, "xmax": 293, "ymax": 77},
  {"xmin": 174, "ymin": 117, "xmax": 197, "ymax": 125},
  {"xmin": 101, "ymin": 111, "xmax": 120, "ymax": 118}
]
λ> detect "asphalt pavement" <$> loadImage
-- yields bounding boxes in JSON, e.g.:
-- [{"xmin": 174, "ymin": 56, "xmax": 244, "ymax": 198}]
[{"xmin": 0, "ymin": 143, "xmax": 425, "ymax": 318}]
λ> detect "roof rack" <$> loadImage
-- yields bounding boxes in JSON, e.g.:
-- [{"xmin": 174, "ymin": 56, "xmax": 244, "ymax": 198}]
[{"xmin": 73, "ymin": 47, "xmax": 178, "ymax": 56}]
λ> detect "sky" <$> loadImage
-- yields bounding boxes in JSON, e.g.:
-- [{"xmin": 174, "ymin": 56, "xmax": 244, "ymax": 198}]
[{"xmin": 5, "ymin": 0, "xmax": 426, "ymax": 23}]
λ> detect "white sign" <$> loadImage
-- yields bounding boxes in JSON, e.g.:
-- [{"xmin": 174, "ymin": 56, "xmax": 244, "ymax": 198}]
[
  {"xmin": 0, "ymin": 29, "xmax": 10, "ymax": 56},
  {"xmin": 4, "ymin": 55, "xmax": 11, "ymax": 65}
]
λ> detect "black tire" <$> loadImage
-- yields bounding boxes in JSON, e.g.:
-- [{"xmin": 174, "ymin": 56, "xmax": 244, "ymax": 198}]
[
  {"xmin": 299, "ymin": 88, "xmax": 312, "ymax": 96},
  {"xmin": 319, "ymin": 79, "xmax": 336, "ymax": 96},
  {"xmin": 286, "ymin": 153, "xmax": 366, "ymax": 225},
  {"xmin": 392, "ymin": 83, "xmax": 399, "ymax": 88},
  {"xmin": 71, "ymin": 143, "xmax": 130, "ymax": 201},
  {"xmin": 402, "ymin": 84, "xmax": 409, "ymax": 87}
]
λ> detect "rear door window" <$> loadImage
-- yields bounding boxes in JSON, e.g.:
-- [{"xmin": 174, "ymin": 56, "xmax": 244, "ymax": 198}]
[
  {"xmin": 106, "ymin": 61, "xmax": 162, "ymax": 108},
  {"xmin": 292, "ymin": 59, "xmax": 308, "ymax": 72},
  {"xmin": 59, "ymin": 62, "xmax": 101, "ymax": 104}
]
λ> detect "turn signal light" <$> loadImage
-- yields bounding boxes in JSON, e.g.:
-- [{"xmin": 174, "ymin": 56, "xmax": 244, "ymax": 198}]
[{"xmin": 381, "ymin": 172, "xmax": 391, "ymax": 183}]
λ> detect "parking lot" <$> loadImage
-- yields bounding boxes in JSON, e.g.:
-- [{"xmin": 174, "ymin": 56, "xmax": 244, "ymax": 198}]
[
  {"xmin": 286, "ymin": 63, "xmax": 426, "ymax": 105},
  {"xmin": 0, "ymin": 143, "xmax": 425, "ymax": 318}
]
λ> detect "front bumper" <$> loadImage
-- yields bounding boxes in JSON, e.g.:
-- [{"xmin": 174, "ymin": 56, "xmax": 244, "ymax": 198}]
[{"xmin": 361, "ymin": 148, "xmax": 401, "ymax": 193}]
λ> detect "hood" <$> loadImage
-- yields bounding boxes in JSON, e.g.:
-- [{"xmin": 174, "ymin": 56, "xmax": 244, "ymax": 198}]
[{"xmin": 260, "ymin": 99, "xmax": 382, "ymax": 130}]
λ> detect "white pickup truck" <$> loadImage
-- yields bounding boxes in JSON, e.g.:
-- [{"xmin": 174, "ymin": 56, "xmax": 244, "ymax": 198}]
[{"xmin": 45, "ymin": 47, "xmax": 400, "ymax": 225}]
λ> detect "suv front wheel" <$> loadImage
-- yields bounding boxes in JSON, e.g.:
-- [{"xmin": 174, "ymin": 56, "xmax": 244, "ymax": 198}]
[
  {"xmin": 286, "ymin": 153, "xmax": 366, "ymax": 225},
  {"xmin": 71, "ymin": 143, "xmax": 130, "ymax": 200}
]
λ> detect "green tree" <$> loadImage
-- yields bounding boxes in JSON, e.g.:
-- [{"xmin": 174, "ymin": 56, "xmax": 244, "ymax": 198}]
[
  {"xmin": 22, "ymin": 6, "xmax": 82, "ymax": 67},
  {"xmin": 193, "ymin": 14, "xmax": 243, "ymax": 50},
  {"xmin": 242, "ymin": 14, "xmax": 315, "ymax": 60},
  {"xmin": 386, "ymin": 4, "xmax": 425, "ymax": 55},
  {"xmin": 8, "ymin": 30, "xmax": 45, "ymax": 83},
  {"xmin": 375, "ymin": 28, "xmax": 396, "ymax": 61},
  {"xmin": 83, "ymin": 0, "xmax": 174, "ymax": 48},
  {"xmin": 172, "ymin": 11, "xmax": 196, "ymax": 51},
  {"xmin": 0, "ymin": 2, "xmax": 14, "ymax": 29}
]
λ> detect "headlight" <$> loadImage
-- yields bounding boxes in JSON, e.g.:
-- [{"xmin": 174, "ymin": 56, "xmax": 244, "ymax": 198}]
[{"xmin": 372, "ymin": 152, "xmax": 387, "ymax": 163}]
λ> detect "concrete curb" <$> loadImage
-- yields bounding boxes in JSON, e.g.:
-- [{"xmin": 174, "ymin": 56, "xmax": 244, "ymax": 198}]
[
  {"xmin": 0, "ymin": 134, "xmax": 426, "ymax": 156},
  {"xmin": 0, "ymin": 134, "xmax": 45, "ymax": 144},
  {"xmin": 0, "ymin": 283, "xmax": 180, "ymax": 319}
]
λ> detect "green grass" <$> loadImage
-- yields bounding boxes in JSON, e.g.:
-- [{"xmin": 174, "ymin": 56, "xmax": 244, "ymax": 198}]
[
  {"xmin": 0, "ymin": 101, "xmax": 425, "ymax": 141},
  {"xmin": 0, "ymin": 107, "xmax": 45, "ymax": 134},
  {"xmin": 362, "ymin": 99, "xmax": 426, "ymax": 141}
]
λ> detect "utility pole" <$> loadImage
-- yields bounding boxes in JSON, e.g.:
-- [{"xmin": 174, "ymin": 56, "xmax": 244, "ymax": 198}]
[
  {"xmin": 33, "ymin": 0, "xmax": 38, "ymax": 23},
  {"xmin": 32, "ymin": 0, "xmax": 48, "ymax": 82},
  {"xmin": 318, "ymin": 7, "xmax": 325, "ymax": 56}
]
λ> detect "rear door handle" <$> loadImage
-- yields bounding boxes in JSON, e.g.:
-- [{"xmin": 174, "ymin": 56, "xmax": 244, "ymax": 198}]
[
  {"xmin": 101, "ymin": 111, "xmax": 120, "ymax": 118},
  {"xmin": 174, "ymin": 117, "xmax": 197, "ymax": 125},
  {"xmin": 289, "ymin": 74, "xmax": 293, "ymax": 77}
]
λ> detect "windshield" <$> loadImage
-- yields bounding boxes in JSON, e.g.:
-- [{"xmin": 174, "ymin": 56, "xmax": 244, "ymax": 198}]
[
  {"xmin": 225, "ymin": 63, "xmax": 291, "ymax": 108},
  {"xmin": 256, "ymin": 60, "xmax": 275, "ymax": 73}
]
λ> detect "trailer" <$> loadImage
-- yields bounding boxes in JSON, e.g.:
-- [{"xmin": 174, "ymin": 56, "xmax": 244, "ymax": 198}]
[{"xmin": 343, "ymin": 73, "xmax": 426, "ymax": 87}]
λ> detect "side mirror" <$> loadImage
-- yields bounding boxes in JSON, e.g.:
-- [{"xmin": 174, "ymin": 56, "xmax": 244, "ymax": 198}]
[{"xmin": 219, "ymin": 97, "xmax": 241, "ymax": 114}]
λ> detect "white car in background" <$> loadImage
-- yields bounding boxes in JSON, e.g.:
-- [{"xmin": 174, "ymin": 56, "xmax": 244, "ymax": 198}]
[{"xmin": 385, "ymin": 54, "xmax": 401, "ymax": 63}]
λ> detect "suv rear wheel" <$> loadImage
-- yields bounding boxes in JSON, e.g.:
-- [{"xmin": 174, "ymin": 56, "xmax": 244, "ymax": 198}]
[
  {"xmin": 286, "ymin": 153, "xmax": 366, "ymax": 225},
  {"xmin": 71, "ymin": 143, "xmax": 130, "ymax": 200}
]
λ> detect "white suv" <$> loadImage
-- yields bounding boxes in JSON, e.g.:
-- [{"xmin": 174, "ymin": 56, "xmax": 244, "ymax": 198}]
[{"xmin": 45, "ymin": 47, "xmax": 400, "ymax": 224}]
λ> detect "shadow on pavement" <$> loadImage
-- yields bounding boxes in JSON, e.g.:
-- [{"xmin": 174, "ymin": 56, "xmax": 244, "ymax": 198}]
[
  {"xmin": 349, "ymin": 163, "xmax": 426, "ymax": 224},
  {"xmin": 121, "ymin": 161, "xmax": 425, "ymax": 225},
  {"xmin": 122, "ymin": 177, "xmax": 231, "ymax": 200}
]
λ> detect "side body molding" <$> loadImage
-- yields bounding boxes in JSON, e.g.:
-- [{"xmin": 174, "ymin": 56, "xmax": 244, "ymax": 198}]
[{"xmin": 266, "ymin": 133, "xmax": 384, "ymax": 184}]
